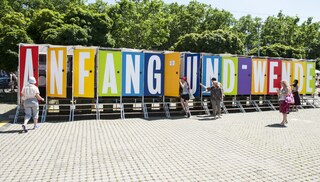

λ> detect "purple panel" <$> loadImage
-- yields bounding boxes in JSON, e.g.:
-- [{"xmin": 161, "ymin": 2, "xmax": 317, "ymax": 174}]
[{"xmin": 238, "ymin": 58, "xmax": 252, "ymax": 95}]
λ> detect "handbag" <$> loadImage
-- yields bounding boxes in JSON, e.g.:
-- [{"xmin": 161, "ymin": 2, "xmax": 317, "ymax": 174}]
[{"xmin": 285, "ymin": 94, "xmax": 295, "ymax": 104}]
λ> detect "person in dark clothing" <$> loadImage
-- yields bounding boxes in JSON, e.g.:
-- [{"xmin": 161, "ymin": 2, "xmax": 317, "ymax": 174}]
[{"xmin": 291, "ymin": 79, "xmax": 301, "ymax": 112}]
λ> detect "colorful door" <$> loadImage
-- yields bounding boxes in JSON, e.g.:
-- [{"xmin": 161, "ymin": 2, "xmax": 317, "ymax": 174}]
[
  {"xmin": 281, "ymin": 61, "xmax": 293, "ymax": 84},
  {"xmin": 144, "ymin": 53, "xmax": 164, "ymax": 96},
  {"xmin": 292, "ymin": 61, "xmax": 306, "ymax": 94},
  {"xmin": 164, "ymin": 52, "xmax": 180, "ymax": 97},
  {"xmin": 267, "ymin": 59, "xmax": 282, "ymax": 95},
  {"xmin": 237, "ymin": 57, "xmax": 252, "ymax": 95},
  {"xmin": 122, "ymin": 51, "xmax": 144, "ymax": 96},
  {"xmin": 73, "ymin": 48, "xmax": 95, "ymax": 98},
  {"xmin": 184, "ymin": 53, "xmax": 200, "ymax": 96},
  {"xmin": 19, "ymin": 45, "xmax": 39, "ymax": 94},
  {"xmin": 222, "ymin": 57, "xmax": 238, "ymax": 95},
  {"xmin": 201, "ymin": 55, "xmax": 222, "ymax": 96},
  {"xmin": 251, "ymin": 58, "xmax": 268, "ymax": 95},
  {"xmin": 98, "ymin": 50, "xmax": 122, "ymax": 97},
  {"xmin": 305, "ymin": 62, "xmax": 316, "ymax": 94},
  {"xmin": 47, "ymin": 47, "xmax": 67, "ymax": 98}
]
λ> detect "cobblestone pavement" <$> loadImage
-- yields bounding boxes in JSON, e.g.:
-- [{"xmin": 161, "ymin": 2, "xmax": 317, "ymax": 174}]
[
  {"xmin": 0, "ymin": 108, "xmax": 320, "ymax": 181},
  {"xmin": 0, "ymin": 103, "xmax": 16, "ymax": 127}
]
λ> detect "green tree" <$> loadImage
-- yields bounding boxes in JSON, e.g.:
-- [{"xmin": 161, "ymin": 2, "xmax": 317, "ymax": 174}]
[
  {"xmin": 64, "ymin": 4, "xmax": 114, "ymax": 46},
  {"xmin": 0, "ymin": 12, "xmax": 32, "ymax": 71},
  {"xmin": 201, "ymin": 7, "xmax": 235, "ymax": 31},
  {"xmin": 109, "ymin": 0, "xmax": 169, "ymax": 49},
  {"xmin": 171, "ymin": 29, "xmax": 244, "ymax": 54},
  {"xmin": 296, "ymin": 18, "xmax": 320, "ymax": 59},
  {"xmin": 43, "ymin": 24, "xmax": 89, "ymax": 45},
  {"xmin": 248, "ymin": 43, "xmax": 305, "ymax": 59},
  {"xmin": 232, "ymin": 15, "xmax": 262, "ymax": 53},
  {"xmin": 0, "ymin": 0, "xmax": 13, "ymax": 18},
  {"xmin": 161, "ymin": 1, "xmax": 207, "ymax": 50},
  {"xmin": 261, "ymin": 11, "xmax": 300, "ymax": 46},
  {"xmin": 27, "ymin": 9, "xmax": 64, "ymax": 43}
]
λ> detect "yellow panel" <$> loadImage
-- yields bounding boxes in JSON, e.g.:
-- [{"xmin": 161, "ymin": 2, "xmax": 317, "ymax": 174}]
[
  {"xmin": 251, "ymin": 58, "xmax": 268, "ymax": 95},
  {"xmin": 164, "ymin": 52, "xmax": 180, "ymax": 97},
  {"xmin": 73, "ymin": 48, "xmax": 95, "ymax": 98},
  {"xmin": 47, "ymin": 47, "xmax": 67, "ymax": 98},
  {"xmin": 292, "ymin": 61, "xmax": 306, "ymax": 94}
]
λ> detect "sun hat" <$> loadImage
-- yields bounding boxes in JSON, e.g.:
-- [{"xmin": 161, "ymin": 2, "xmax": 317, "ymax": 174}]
[{"xmin": 28, "ymin": 76, "xmax": 36, "ymax": 84}]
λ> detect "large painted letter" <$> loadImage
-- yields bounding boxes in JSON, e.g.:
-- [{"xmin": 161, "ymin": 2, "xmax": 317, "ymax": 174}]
[
  {"xmin": 184, "ymin": 54, "xmax": 200, "ymax": 96},
  {"xmin": 292, "ymin": 62, "xmax": 306, "ymax": 94},
  {"xmin": 144, "ymin": 53, "xmax": 164, "ymax": 96},
  {"xmin": 281, "ymin": 61, "xmax": 292, "ymax": 84},
  {"xmin": 47, "ymin": 47, "xmax": 67, "ymax": 98},
  {"xmin": 19, "ymin": 46, "xmax": 39, "ymax": 94},
  {"xmin": 251, "ymin": 58, "xmax": 268, "ymax": 95},
  {"xmin": 237, "ymin": 58, "xmax": 252, "ymax": 95},
  {"xmin": 164, "ymin": 52, "xmax": 180, "ymax": 97},
  {"xmin": 98, "ymin": 50, "xmax": 122, "ymax": 96},
  {"xmin": 201, "ymin": 55, "xmax": 222, "ymax": 96},
  {"xmin": 73, "ymin": 48, "xmax": 95, "ymax": 98},
  {"xmin": 222, "ymin": 57, "xmax": 238, "ymax": 95},
  {"xmin": 122, "ymin": 51, "xmax": 144, "ymax": 96},
  {"xmin": 267, "ymin": 59, "xmax": 282, "ymax": 94},
  {"xmin": 305, "ymin": 62, "xmax": 316, "ymax": 94}
]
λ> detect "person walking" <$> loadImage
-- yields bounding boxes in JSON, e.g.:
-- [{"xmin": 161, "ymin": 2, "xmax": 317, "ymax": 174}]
[
  {"xmin": 9, "ymin": 72, "xmax": 17, "ymax": 92},
  {"xmin": 291, "ymin": 79, "xmax": 301, "ymax": 112},
  {"xmin": 200, "ymin": 78, "xmax": 223, "ymax": 119},
  {"xmin": 211, "ymin": 77, "xmax": 224, "ymax": 116},
  {"xmin": 21, "ymin": 76, "xmax": 45, "ymax": 132},
  {"xmin": 277, "ymin": 80, "xmax": 291, "ymax": 126},
  {"xmin": 179, "ymin": 76, "xmax": 191, "ymax": 118}
]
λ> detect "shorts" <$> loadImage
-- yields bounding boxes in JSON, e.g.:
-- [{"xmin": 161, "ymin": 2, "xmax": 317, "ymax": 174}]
[
  {"xmin": 181, "ymin": 94, "xmax": 190, "ymax": 101},
  {"xmin": 24, "ymin": 99, "xmax": 39, "ymax": 120}
]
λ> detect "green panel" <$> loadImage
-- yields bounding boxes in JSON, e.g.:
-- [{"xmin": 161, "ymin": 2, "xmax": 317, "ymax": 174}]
[
  {"xmin": 306, "ymin": 62, "xmax": 315, "ymax": 94},
  {"xmin": 98, "ymin": 50, "xmax": 122, "ymax": 96},
  {"xmin": 222, "ymin": 57, "xmax": 238, "ymax": 95}
]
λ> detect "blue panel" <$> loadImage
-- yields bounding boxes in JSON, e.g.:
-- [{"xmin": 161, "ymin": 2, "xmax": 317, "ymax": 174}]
[
  {"xmin": 184, "ymin": 53, "xmax": 200, "ymax": 96},
  {"xmin": 201, "ymin": 55, "xmax": 222, "ymax": 96},
  {"xmin": 122, "ymin": 51, "xmax": 144, "ymax": 96},
  {"xmin": 144, "ymin": 53, "xmax": 164, "ymax": 96}
]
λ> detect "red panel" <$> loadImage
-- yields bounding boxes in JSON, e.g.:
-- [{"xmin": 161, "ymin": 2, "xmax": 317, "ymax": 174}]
[
  {"xmin": 19, "ymin": 46, "xmax": 39, "ymax": 94},
  {"xmin": 267, "ymin": 59, "xmax": 282, "ymax": 94}
]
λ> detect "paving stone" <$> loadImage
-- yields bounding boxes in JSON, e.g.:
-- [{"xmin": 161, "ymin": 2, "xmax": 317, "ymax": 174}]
[{"xmin": 0, "ymin": 109, "xmax": 320, "ymax": 181}]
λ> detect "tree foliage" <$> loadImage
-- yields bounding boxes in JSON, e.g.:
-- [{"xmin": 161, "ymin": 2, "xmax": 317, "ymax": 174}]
[
  {"xmin": 0, "ymin": 12, "xmax": 32, "ymax": 71},
  {"xmin": 248, "ymin": 43, "xmax": 306, "ymax": 59},
  {"xmin": 1, "ymin": 0, "xmax": 320, "ymax": 71},
  {"xmin": 172, "ymin": 29, "xmax": 244, "ymax": 54}
]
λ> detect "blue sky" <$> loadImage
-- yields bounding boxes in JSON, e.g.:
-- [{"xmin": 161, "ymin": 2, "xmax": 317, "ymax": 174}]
[{"xmin": 87, "ymin": 0, "xmax": 320, "ymax": 22}]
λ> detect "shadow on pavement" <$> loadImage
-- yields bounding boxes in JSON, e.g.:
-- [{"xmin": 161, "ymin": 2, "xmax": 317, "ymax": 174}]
[
  {"xmin": 197, "ymin": 117, "xmax": 216, "ymax": 121},
  {"xmin": 265, "ymin": 123, "xmax": 287, "ymax": 128},
  {"xmin": 0, "ymin": 129, "xmax": 24, "ymax": 134}
]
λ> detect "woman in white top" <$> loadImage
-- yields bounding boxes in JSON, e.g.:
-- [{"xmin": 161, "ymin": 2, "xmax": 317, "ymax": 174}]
[
  {"xmin": 179, "ymin": 76, "xmax": 191, "ymax": 118},
  {"xmin": 21, "ymin": 77, "xmax": 45, "ymax": 132},
  {"xmin": 277, "ymin": 80, "xmax": 291, "ymax": 126}
]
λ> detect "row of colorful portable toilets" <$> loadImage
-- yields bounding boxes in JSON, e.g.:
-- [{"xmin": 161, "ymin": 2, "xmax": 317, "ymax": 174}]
[{"xmin": 15, "ymin": 44, "xmax": 317, "ymax": 121}]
